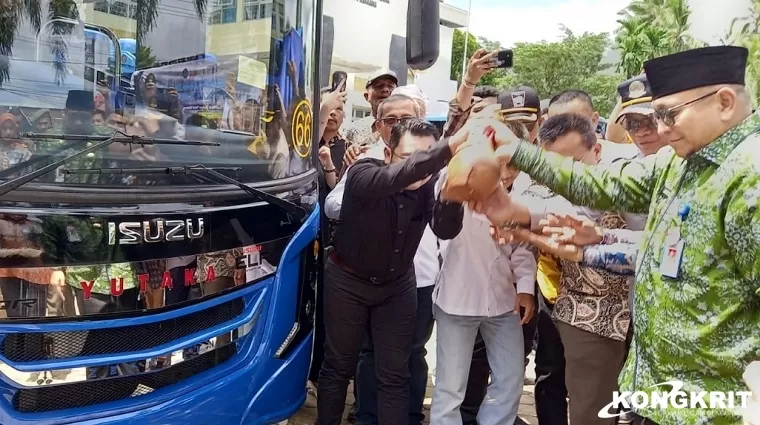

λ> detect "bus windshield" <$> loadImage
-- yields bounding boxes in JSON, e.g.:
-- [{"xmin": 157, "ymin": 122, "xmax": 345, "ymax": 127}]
[{"xmin": 0, "ymin": 0, "xmax": 316, "ymax": 188}]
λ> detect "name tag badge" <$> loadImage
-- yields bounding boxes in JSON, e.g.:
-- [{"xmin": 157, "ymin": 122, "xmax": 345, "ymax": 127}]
[{"xmin": 660, "ymin": 240, "xmax": 685, "ymax": 279}]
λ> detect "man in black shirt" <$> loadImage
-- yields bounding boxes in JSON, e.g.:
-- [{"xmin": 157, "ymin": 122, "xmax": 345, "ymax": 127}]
[{"xmin": 317, "ymin": 118, "xmax": 466, "ymax": 425}]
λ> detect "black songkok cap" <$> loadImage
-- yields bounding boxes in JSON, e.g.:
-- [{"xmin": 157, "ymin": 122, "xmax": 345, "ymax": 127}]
[
  {"xmin": 643, "ymin": 46, "xmax": 748, "ymax": 99},
  {"xmin": 65, "ymin": 90, "xmax": 95, "ymax": 111}
]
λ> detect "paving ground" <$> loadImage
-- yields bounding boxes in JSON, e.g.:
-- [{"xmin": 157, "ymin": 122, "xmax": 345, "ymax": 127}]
[{"xmin": 288, "ymin": 325, "xmax": 538, "ymax": 425}]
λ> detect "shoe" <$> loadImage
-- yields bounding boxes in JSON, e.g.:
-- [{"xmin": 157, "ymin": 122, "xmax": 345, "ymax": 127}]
[{"xmin": 304, "ymin": 380, "xmax": 317, "ymax": 408}]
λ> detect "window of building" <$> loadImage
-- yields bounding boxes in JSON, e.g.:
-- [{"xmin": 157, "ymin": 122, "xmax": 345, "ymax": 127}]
[
  {"xmin": 352, "ymin": 107, "xmax": 371, "ymax": 121},
  {"xmin": 209, "ymin": 0, "xmax": 237, "ymax": 24},
  {"xmin": 243, "ymin": 0, "xmax": 272, "ymax": 21},
  {"xmin": 93, "ymin": 0, "xmax": 137, "ymax": 18}
]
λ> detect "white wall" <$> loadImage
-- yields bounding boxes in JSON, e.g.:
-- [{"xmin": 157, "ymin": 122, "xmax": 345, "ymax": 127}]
[
  {"xmin": 688, "ymin": 0, "xmax": 752, "ymax": 44},
  {"xmin": 322, "ymin": 0, "xmax": 466, "ymax": 122}
]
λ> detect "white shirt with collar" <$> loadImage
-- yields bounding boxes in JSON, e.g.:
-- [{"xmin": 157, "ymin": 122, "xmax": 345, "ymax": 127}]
[
  {"xmin": 324, "ymin": 144, "xmax": 440, "ymax": 288},
  {"xmin": 433, "ymin": 168, "xmax": 536, "ymax": 317}
]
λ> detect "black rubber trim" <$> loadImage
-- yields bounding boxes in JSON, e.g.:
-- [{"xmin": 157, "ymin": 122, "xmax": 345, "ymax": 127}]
[
  {"xmin": 0, "ymin": 169, "xmax": 317, "ymax": 204},
  {"xmin": 2, "ymin": 298, "xmax": 244, "ymax": 362}
]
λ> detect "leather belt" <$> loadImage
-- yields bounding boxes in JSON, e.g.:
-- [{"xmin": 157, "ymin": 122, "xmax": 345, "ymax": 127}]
[{"xmin": 329, "ymin": 251, "xmax": 390, "ymax": 284}]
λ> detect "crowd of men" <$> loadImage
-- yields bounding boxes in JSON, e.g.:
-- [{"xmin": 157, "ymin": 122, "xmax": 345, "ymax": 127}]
[{"xmin": 310, "ymin": 45, "xmax": 760, "ymax": 425}]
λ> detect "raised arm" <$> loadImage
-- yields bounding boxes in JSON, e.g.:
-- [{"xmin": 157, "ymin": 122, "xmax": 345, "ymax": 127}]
[
  {"xmin": 345, "ymin": 137, "xmax": 454, "ymax": 197},
  {"xmin": 508, "ymin": 141, "xmax": 666, "ymax": 214}
]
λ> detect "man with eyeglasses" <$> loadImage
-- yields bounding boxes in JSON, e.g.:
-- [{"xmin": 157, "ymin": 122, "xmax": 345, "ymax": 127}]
[
  {"xmin": 323, "ymin": 94, "xmax": 442, "ymax": 425},
  {"xmin": 615, "ymin": 74, "xmax": 669, "ymax": 158},
  {"xmin": 469, "ymin": 45, "xmax": 759, "ymax": 425},
  {"xmin": 456, "ymin": 86, "xmax": 542, "ymax": 425},
  {"xmin": 525, "ymin": 113, "xmax": 632, "ymax": 425},
  {"xmin": 343, "ymin": 69, "xmax": 399, "ymax": 150},
  {"xmin": 317, "ymin": 117, "xmax": 465, "ymax": 425}
]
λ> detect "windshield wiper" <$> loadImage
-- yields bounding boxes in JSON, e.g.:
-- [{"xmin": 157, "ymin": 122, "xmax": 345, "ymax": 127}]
[
  {"xmin": 0, "ymin": 132, "xmax": 220, "ymax": 198},
  {"xmin": 64, "ymin": 164, "xmax": 308, "ymax": 220},
  {"xmin": 0, "ymin": 133, "xmax": 107, "ymax": 179}
]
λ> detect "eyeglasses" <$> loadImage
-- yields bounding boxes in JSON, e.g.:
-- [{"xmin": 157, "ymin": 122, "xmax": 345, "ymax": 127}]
[
  {"xmin": 653, "ymin": 90, "xmax": 718, "ymax": 127},
  {"xmin": 623, "ymin": 115, "xmax": 656, "ymax": 133},
  {"xmin": 378, "ymin": 116, "xmax": 414, "ymax": 127}
]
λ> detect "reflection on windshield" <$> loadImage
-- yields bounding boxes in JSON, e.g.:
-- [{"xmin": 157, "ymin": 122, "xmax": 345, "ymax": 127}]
[{"xmin": 0, "ymin": 0, "xmax": 315, "ymax": 186}]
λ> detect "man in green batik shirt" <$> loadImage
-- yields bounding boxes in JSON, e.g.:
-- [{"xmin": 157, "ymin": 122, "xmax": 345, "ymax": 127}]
[
  {"xmin": 32, "ymin": 90, "xmax": 112, "ymax": 184},
  {"xmin": 467, "ymin": 46, "xmax": 760, "ymax": 425}
]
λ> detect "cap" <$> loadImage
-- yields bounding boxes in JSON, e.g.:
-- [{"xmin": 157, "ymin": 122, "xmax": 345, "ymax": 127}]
[
  {"xmin": 145, "ymin": 73, "xmax": 157, "ymax": 87},
  {"xmin": 65, "ymin": 90, "xmax": 95, "ymax": 111},
  {"xmin": 366, "ymin": 69, "xmax": 398, "ymax": 88},
  {"xmin": 498, "ymin": 86, "xmax": 540, "ymax": 122},
  {"xmin": 616, "ymin": 74, "xmax": 655, "ymax": 123},
  {"xmin": 644, "ymin": 46, "xmax": 748, "ymax": 99},
  {"xmin": 392, "ymin": 84, "xmax": 428, "ymax": 103}
]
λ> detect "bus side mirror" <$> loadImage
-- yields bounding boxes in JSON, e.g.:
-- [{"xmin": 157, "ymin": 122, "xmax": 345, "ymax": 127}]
[{"xmin": 406, "ymin": 0, "xmax": 440, "ymax": 71}]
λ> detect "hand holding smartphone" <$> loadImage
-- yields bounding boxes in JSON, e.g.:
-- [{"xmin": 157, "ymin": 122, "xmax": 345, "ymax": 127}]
[
  {"xmin": 332, "ymin": 71, "xmax": 347, "ymax": 92},
  {"xmin": 495, "ymin": 49, "xmax": 513, "ymax": 68}
]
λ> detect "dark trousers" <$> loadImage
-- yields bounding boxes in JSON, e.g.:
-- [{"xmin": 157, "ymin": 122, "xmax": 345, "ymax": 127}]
[
  {"xmin": 317, "ymin": 259, "xmax": 417, "ymax": 425},
  {"xmin": 460, "ymin": 300, "xmax": 538, "ymax": 424},
  {"xmin": 557, "ymin": 322, "xmax": 626, "ymax": 425},
  {"xmin": 309, "ymin": 253, "xmax": 326, "ymax": 384},
  {"xmin": 534, "ymin": 295, "xmax": 568, "ymax": 425},
  {"xmin": 355, "ymin": 285, "xmax": 435, "ymax": 425}
]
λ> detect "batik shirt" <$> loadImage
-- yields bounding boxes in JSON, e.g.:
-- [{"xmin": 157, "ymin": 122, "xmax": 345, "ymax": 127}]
[
  {"xmin": 343, "ymin": 115, "xmax": 379, "ymax": 147},
  {"xmin": 510, "ymin": 111, "xmax": 760, "ymax": 425}
]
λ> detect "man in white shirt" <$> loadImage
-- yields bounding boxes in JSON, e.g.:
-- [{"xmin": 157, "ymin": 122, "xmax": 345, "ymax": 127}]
[
  {"xmin": 325, "ymin": 92, "xmax": 442, "ymax": 425},
  {"xmin": 429, "ymin": 170, "xmax": 536, "ymax": 425}
]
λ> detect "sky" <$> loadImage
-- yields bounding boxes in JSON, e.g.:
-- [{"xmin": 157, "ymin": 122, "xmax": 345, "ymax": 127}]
[{"xmin": 444, "ymin": 0, "xmax": 632, "ymax": 47}]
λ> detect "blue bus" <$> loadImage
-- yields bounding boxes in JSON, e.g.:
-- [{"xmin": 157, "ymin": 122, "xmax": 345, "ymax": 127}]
[{"xmin": 0, "ymin": 0, "xmax": 439, "ymax": 423}]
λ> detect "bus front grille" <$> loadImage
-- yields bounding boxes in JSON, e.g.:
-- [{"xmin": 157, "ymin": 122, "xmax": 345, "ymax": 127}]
[
  {"xmin": 2, "ymin": 298, "xmax": 245, "ymax": 362},
  {"xmin": 12, "ymin": 343, "xmax": 236, "ymax": 413}
]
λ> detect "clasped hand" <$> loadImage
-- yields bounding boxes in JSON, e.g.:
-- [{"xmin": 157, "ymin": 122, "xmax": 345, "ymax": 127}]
[{"xmin": 487, "ymin": 213, "xmax": 604, "ymax": 262}]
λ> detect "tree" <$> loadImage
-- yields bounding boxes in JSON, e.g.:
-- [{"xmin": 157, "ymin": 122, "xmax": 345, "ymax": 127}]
[
  {"xmin": 509, "ymin": 28, "xmax": 621, "ymax": 116},
  {"xmin": 614, "ymin": 0, "xmax": 702, "ymax": 78},
  {"xmin": 449, "ymin": 27, "xmax": 621, "ymax": 116},
  {"xmin": 0, "ymin": 0, "xmax": 207, "ymax": 87},
  {"xmin": 450, "ymin": 29, "xmax": 508, "ymax": 88},
  {"xmin": 725, "ymin": 0, "xmax": 760, "ymax": 106},
  {"xmin": 136, "ymin": 45, "xmax": 158, "ymax": 70}
]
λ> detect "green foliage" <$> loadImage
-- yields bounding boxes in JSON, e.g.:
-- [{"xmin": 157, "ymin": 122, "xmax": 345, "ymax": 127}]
[
  {"xmin": 614, "ymin": 0, "xmax": 703, "ymax": 78},
  {"xmin": 136, "ymin": 45, "xmax": 158, "ymax": 69},
  {"xmin": 450, "ymin": 27, "xmax": 622, "ymax": 116},
  {"xmin": 725, "ymin": 0, "xmax": 760, "ymax": 106}
]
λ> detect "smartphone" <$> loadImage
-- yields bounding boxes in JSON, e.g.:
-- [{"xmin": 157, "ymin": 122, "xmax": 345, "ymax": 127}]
[
  {"xmin": 331, "ymin": 71, "xmax": 347, "ymax": 92},
  {"xmin": 496, "ymin": 49, "xmax": 514, "ymax": 68}
]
